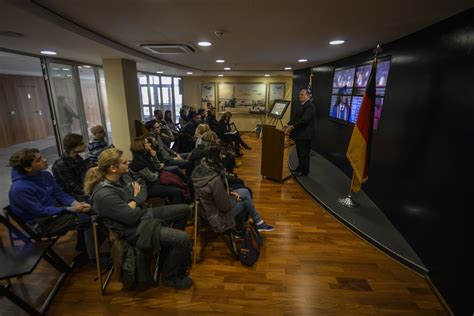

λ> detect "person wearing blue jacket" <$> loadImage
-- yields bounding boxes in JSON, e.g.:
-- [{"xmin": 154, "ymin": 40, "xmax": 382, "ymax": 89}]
[{"xmin": 9, "ymin": 148, "xmax": 95, "ymax": 263}]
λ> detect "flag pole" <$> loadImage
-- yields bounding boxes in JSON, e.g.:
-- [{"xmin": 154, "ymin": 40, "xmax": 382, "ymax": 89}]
[{"xmin": 338, "ymin": 44, "xmax": 382, "ymax": 209}]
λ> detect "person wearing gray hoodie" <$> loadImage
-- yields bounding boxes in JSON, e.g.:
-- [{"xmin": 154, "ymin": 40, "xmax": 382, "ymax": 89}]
[{"xmin": 191, "ymin": 145, "xmax": 274, "ymax": 234}]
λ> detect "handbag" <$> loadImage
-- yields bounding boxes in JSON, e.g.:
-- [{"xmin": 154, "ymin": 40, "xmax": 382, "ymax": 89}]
[{"xmin": 159, "ymin": 170, "xmax": 191, "ymax": 201}]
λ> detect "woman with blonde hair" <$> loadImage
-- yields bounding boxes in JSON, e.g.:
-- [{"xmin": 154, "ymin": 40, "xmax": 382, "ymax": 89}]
[
  {"xmin": 194, "ymin": 123, "xmax": 210, "ymax": 147},
  {"xmin": 84, "ymin": 148, "xmax": 193, "ymax": 289}
]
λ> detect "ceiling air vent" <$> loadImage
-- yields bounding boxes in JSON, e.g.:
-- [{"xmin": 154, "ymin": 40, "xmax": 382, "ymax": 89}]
[{"xmin": 141, "ymin": 44, "xmax": 195, "ymax": 54}]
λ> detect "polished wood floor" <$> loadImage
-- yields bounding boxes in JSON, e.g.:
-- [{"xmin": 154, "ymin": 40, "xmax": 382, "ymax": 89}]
[{"xmin": 1, "ymin": 134, "xmax": 446, "ymax": 315}]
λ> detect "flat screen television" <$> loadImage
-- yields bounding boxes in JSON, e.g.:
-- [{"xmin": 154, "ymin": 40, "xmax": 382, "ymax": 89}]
[
  {"xmin": 268, "ymin": 99, "xmax": 290, "ymax": 119},
  {"xmin": 329, "ymin": 57, "xmax": 391, "ymax": 131}
]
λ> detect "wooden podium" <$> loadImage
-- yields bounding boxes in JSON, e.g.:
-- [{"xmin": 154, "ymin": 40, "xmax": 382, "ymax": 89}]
[{"xmin": 260, "ymin": 124, "xmax": 293, "ymax": 183}]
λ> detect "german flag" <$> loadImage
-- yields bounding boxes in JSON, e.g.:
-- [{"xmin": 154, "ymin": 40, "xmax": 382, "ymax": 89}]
[{"xmin": 346, "ymin": 60, "xmax": 377, "ymax": 192}]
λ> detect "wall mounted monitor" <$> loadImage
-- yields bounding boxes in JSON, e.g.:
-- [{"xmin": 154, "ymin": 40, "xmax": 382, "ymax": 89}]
[
  {"xmin": 329, "ymin": 56, "xmax": 391, "ymax": 132},
  {"xmin": 268, "ymin": 99, "xmax": 291, "ymax": 119}
]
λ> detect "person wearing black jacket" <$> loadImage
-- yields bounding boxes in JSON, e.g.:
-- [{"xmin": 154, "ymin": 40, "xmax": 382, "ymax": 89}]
[
  {"xmin": 284, "ymin": 89, "xmax": 316, "ymax": 176},
  {"xmin": 217, "ymin": 112, "xmax": 251, "ymax": 157}
]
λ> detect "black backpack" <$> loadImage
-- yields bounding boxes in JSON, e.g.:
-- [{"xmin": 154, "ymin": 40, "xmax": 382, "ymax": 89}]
[{"xmin": 239, "ymin": 224, "xmax": 263, "ymax": 266}]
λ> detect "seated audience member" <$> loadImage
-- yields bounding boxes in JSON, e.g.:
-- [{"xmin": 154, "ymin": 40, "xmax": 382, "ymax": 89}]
[
  {"xmin": 154, "ymin": 109, "xmax": 174, "ymax": 147},
  {"xmin": 206, "ymin": 103, "xmax": 218, "ymax": 132},
  {"xmin": 88, "ymin": 125, "xmax": 111, "ymax": 165},
  {"xmin": 191, "ymin": 145, "xmax": 273, "ymax": 234},
  {"xmin": 197, "ymin": 108, "xmax": 207, "ymax": 122},
  {"xmin": 187, "ymin": 106, "xmax": 197, "ymax": 122},
  {"xmin": 85, "ymin": 148, "xmax": 193, "ymax": 289},
  {"xmin": 145, "ymin": 120, "xmax": 192, "ymax": 174},
  {"xmin": 189, "ymin": 131, "xmax": 238, "ymax": 174},
  {"xmin": 194, "ymin": 123, "xmax": 210, "ymax": 147},
  {"xmin": 218, "ymin": 111, "xmax": 252, "ymax": 157},
  {"xmin": 130, "ymin": 136, "xmax": 187, "ymax": 204},
  {"xmin": 164, "ymin": 110, "xmax": 179, "ymax": 136},
  {"xmin": 178, "ymin": 108, "xmax": 189, "ymax": 130},
  {"xmin": 53, "ymin": 133, "xmax": 91, "ymax": 202},
  {"xmin": 9, "ymin": 148, "xmax": 95, "ymax": 262},
  {"xmin": 182, "ymin": 112, "xmax": 201, "ymax": 141}
]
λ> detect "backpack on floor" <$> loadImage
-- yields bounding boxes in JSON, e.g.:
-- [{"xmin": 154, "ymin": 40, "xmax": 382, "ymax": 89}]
[{"xmin": 239, "ymin": 223, "xmax": 263, "ymax": 266}]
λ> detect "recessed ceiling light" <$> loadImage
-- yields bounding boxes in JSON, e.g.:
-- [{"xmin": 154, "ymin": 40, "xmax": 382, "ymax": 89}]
[
  {"xmin": 40, "ymin": 50, "xmax": 57, "ymax": 55},
  {"xmin": 62, "ymin": 68, "xmax": 70, "ymax": 71},
  {"xmin": 218, "ymin": 74, "xmax": 224, "ymax": 77},
  {"xmin": 66, "ymin": 74, "xmax": 72, "ymax": 77},
  {"xmin": 298, "ymin": 59, "xmax": 308, "ymax": 63},
  {"xmin": 156, "ymin": 71, "xmax": 164, "ymax": 74},
  {"xmin": 224, "ymin": 67, "xmax": 231, "ymax": 70},
  {"xmin": 186, "ymin": 72, "xmax": 193, "ymax": 75},
  {"xmin": 284, "ymin": 67, "xmax": 292, "ymax": 70},
  {"xmin": 216, "ymin": 59, "xmax": 225, "ymax": 63},
  {"xmin": 83, "ymin": 65, "xmax": 92, "ymax": 68},
  {"xmin": 264, "ymin": 74, "xmax": 270, "ymax": 77},
  {"xmin": 198, "ymin": 41, "xmax": 212, "ymax": 47},
  {"xmin": 329, "ymin": 40, "xmax": 345, "ymax": 45},
  {"xmin": 52, "ymin": 68, "xmax": 59, "ymax": 70},
  {"xmin": 78, "ymin": 66, "xmax": 82, "ymax": 69}
]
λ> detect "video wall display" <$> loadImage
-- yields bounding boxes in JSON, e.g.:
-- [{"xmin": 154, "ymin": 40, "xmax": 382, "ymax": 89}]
[{"xmin": 329, "ymin": 57, "xmax": 391, "ymax": 131}]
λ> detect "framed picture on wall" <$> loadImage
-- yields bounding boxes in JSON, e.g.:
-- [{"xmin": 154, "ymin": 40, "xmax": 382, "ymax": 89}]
[
  {"xmin": 268, "ymin": 82, "xmax": 285, "ymax": 107},
  {"xmin": 218, "ymin": 83, "xmax": 266, "ymax": 112},
  {"xmin": 201, "ymin": 83, "xmax": 216, "ymax": 108}
]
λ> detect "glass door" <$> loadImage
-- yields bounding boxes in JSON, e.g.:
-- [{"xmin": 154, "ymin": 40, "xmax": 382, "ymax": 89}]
[{"xmin": 47, "ymin": 61, "xmax": 88, "ymax": 150}]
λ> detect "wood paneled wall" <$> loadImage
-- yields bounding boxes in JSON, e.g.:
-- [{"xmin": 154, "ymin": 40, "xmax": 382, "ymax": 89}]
[{"xmin": 0, "ymin": 74, "xmax": 54, "ymax": 148}]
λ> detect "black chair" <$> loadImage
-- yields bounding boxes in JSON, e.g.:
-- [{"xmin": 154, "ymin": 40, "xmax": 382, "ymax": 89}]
[
  {"xmin": 92, "ymin": 217, "xmax": 114, "ymax": 295},
  {"xmin": 3, "ymin": 206, "xmax": 68, "ymax": 246},
  {"xmin": 0, "ymin": 214, "xmax": 69, "ymax": 316},
  {"xmin": 192, "ymin": 195, "xmax": 239, "ymax": 264}
]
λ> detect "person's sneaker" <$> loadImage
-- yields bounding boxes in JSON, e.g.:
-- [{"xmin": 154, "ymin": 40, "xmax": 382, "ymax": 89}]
[
  {"xmin": 256, "ymin": 222, "xmax": 274, "ymax": 232},
  {"xmin": 163, "ymin": 275, "xmax": 193, "ymax": 290}
]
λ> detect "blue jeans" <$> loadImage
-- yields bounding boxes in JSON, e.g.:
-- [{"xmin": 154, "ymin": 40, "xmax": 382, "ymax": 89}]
[{"xmin": 230, "ymin": 188, "xmax": 261, "ymax": 231}]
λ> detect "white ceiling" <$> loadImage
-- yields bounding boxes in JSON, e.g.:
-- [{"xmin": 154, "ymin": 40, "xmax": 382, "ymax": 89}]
[{"xmin": 1, "ymin": 0, "xmax": 473, "ymax": 77}]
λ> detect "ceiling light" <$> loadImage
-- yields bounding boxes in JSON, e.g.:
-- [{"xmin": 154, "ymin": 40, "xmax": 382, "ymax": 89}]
[
  {"xmin": 284, "ymin": 67, "xmax": 292, "ymax": 70},
  {"xmin": 216, "ymin": 59, "xmax": 225, "ymax": 63},
  {"xmin": 52, "ymin": 68, "xmax": 59, "ymax": 70},
  {"xmin": 83, "ymin": 65, "xmax": 92, "ymax": 68},
  {"xmin": 40, "ymin": 50, "xmax": 57, "ymax": 55},
  {"xmin": 264, "ymin": 74, "xmax": 270, "ymax": 77},
  {"xmin": 224, "ymin": 67, "xmax": 231, "ymax": 70},
  {"xmin": 62, "ymin": 68, "xmax": 70, "ymax": 71},
  {"xmin": 198, "ymin": 41, "xmax": 212, "ymax": 47},
  {"xmin": 156, "ymin": 71, "xmax": 164, "ymax": 74},
  {"xmin": 186, "ymin": 72, "xmax": 193, "ymax": 75},
  {"xmin": 218, "ymin": 74, "xmax": 224, "ymax": 77},
  {"xmin": 298, "ymin": 59, "xmax": 308, "ymax": 63},
  {"xmin": 329, "ymin": 40, "xmax": 345, "ymax": 45}
]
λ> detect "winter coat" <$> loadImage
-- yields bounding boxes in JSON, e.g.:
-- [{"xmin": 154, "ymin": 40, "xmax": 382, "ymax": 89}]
[{"xmin": 191, "ymin": 160, "xmax": 236, "ymax": 233}]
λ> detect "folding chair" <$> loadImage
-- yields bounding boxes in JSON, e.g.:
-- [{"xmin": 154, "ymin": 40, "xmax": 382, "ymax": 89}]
[
  {"xmin": 92, "ymin": 218, "xmax": 114, "ymax": 295},
  {"xmin": 0, "ymin": 214, "xmax": 69, "ymax": 316},
  {"xmin": 192, "ymin": 196, "xmax": 239, "ymax": 264}
]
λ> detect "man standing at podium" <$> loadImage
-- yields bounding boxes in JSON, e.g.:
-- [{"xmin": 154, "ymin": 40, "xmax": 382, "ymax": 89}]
[{"xmin": 284, "ymin": 89, "xmax": 316, "ymax": 176}]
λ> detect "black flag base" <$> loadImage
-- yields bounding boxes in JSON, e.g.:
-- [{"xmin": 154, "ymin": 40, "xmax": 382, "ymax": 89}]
[{"xmin": 338, "ymin": 194, "xmax": 359, "ymax": 208}]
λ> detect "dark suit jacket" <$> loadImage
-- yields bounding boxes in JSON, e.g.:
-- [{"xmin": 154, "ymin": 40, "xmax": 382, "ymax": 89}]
[{"xmin": 288, "ymin": 99, "xmax": 316, "ymax": 140}]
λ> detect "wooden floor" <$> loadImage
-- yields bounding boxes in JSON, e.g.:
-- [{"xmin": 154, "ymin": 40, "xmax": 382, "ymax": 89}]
[{"xmin": 1, "ymin": 134, "xmax": 446, "ymax": 315}]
